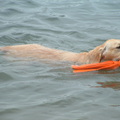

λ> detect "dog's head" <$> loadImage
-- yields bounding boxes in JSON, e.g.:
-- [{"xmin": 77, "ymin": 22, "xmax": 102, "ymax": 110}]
[{"xmin": 88, "ymin": 39, "xmax": 120, "ymax": 63}]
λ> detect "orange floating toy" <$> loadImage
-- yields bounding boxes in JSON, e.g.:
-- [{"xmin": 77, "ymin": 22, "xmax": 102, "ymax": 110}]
[{"xmin": 71, "ymin": 60, "xmax": 120, "ymax": 73}]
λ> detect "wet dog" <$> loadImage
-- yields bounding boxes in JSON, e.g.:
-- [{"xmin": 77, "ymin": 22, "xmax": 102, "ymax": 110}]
[{"xmin": 0, "ymin": 39, "xmax": 120, "ymax": 63}]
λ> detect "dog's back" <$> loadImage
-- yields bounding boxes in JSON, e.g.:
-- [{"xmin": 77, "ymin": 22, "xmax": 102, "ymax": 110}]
[{"xmin": 0, "ymin": 44, "xmax": 80, "ymax": 62}]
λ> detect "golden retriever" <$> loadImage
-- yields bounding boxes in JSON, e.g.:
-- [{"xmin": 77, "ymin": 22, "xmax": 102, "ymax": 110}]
[{"xmin": 0, "ymin": 39, "xmax": 120, "ymax": 64}]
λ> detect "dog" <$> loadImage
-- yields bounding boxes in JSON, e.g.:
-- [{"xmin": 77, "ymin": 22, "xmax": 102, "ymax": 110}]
[{"xmin": 0, "ymin": 39, "xmax": 120, "ymax": 64}]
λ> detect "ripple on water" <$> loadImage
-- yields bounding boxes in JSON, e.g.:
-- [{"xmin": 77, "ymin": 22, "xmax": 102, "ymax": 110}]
[
  {"xmin": 0, "ymin": 72, "xmax": 14, "ymax": 81},
  {"xmin": 0, "ymin": 8, "xmax": 24, "ymax": 18},
  {"xmin": 0, "ymin": 0, "xmax": 120, "ymax": 120}
]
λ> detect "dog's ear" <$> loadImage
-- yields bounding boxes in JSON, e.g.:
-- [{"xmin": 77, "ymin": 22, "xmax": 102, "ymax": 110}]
[
  {"xmin": 99, "ymin": 45, "xmax": 107, "ymax": 62},
  {"xmin": 88, "ymin": 44, "xmax": 107, "ymax": 63}
]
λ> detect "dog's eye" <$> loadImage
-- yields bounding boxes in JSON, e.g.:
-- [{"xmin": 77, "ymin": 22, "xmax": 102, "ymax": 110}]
[{"xmin": 116, "ymin": 46, "xmax": 120, "ymax": 49}]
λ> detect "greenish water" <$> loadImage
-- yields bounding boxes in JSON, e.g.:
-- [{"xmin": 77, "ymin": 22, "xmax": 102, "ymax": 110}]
[{"xmin": 0, "ymin": 0, "xmax": 120, "ymax": 120}]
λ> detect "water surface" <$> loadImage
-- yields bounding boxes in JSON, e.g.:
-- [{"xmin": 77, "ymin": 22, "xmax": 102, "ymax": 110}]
[{"xmin": 0, "ymin": 0, "xmax": 120, "ymax": 120}]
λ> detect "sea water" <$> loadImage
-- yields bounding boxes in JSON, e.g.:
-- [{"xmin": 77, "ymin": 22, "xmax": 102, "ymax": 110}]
[{"xmin": 0, "ymin": 0, "xmax": 120, "ymax": 120}]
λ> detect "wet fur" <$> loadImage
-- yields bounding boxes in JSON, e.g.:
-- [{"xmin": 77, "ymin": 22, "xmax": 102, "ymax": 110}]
[{"xmin": 0, "ymin": 39, "xmax": 120, "ymax": 64}]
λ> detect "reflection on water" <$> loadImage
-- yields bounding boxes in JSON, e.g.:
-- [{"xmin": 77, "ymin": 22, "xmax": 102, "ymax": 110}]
[{"xmin": 91, "ymin": 81, "xmax": 120, "ymax": 90}]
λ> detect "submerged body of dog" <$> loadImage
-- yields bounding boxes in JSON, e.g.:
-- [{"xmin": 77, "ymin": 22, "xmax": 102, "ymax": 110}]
[{"xmin": 0, "ymin": 39, "xmax": 120, "ymax": 64}]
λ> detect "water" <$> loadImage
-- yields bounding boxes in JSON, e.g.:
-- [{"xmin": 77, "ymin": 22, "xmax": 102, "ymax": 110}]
[{"xmin": 0, "ymin": 0, "xmax": 120, "ymax": 120}]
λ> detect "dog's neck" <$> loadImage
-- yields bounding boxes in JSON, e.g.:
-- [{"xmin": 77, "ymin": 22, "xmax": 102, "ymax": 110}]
[{"xmin": 77, "ymin": 45, "xmax": 103, "ymax": 64}]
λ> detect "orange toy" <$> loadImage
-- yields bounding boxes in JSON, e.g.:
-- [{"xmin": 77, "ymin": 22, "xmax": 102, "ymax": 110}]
[{"xmin": 71, "ymin": 60, "xmax": 120, "ymax": 73}]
